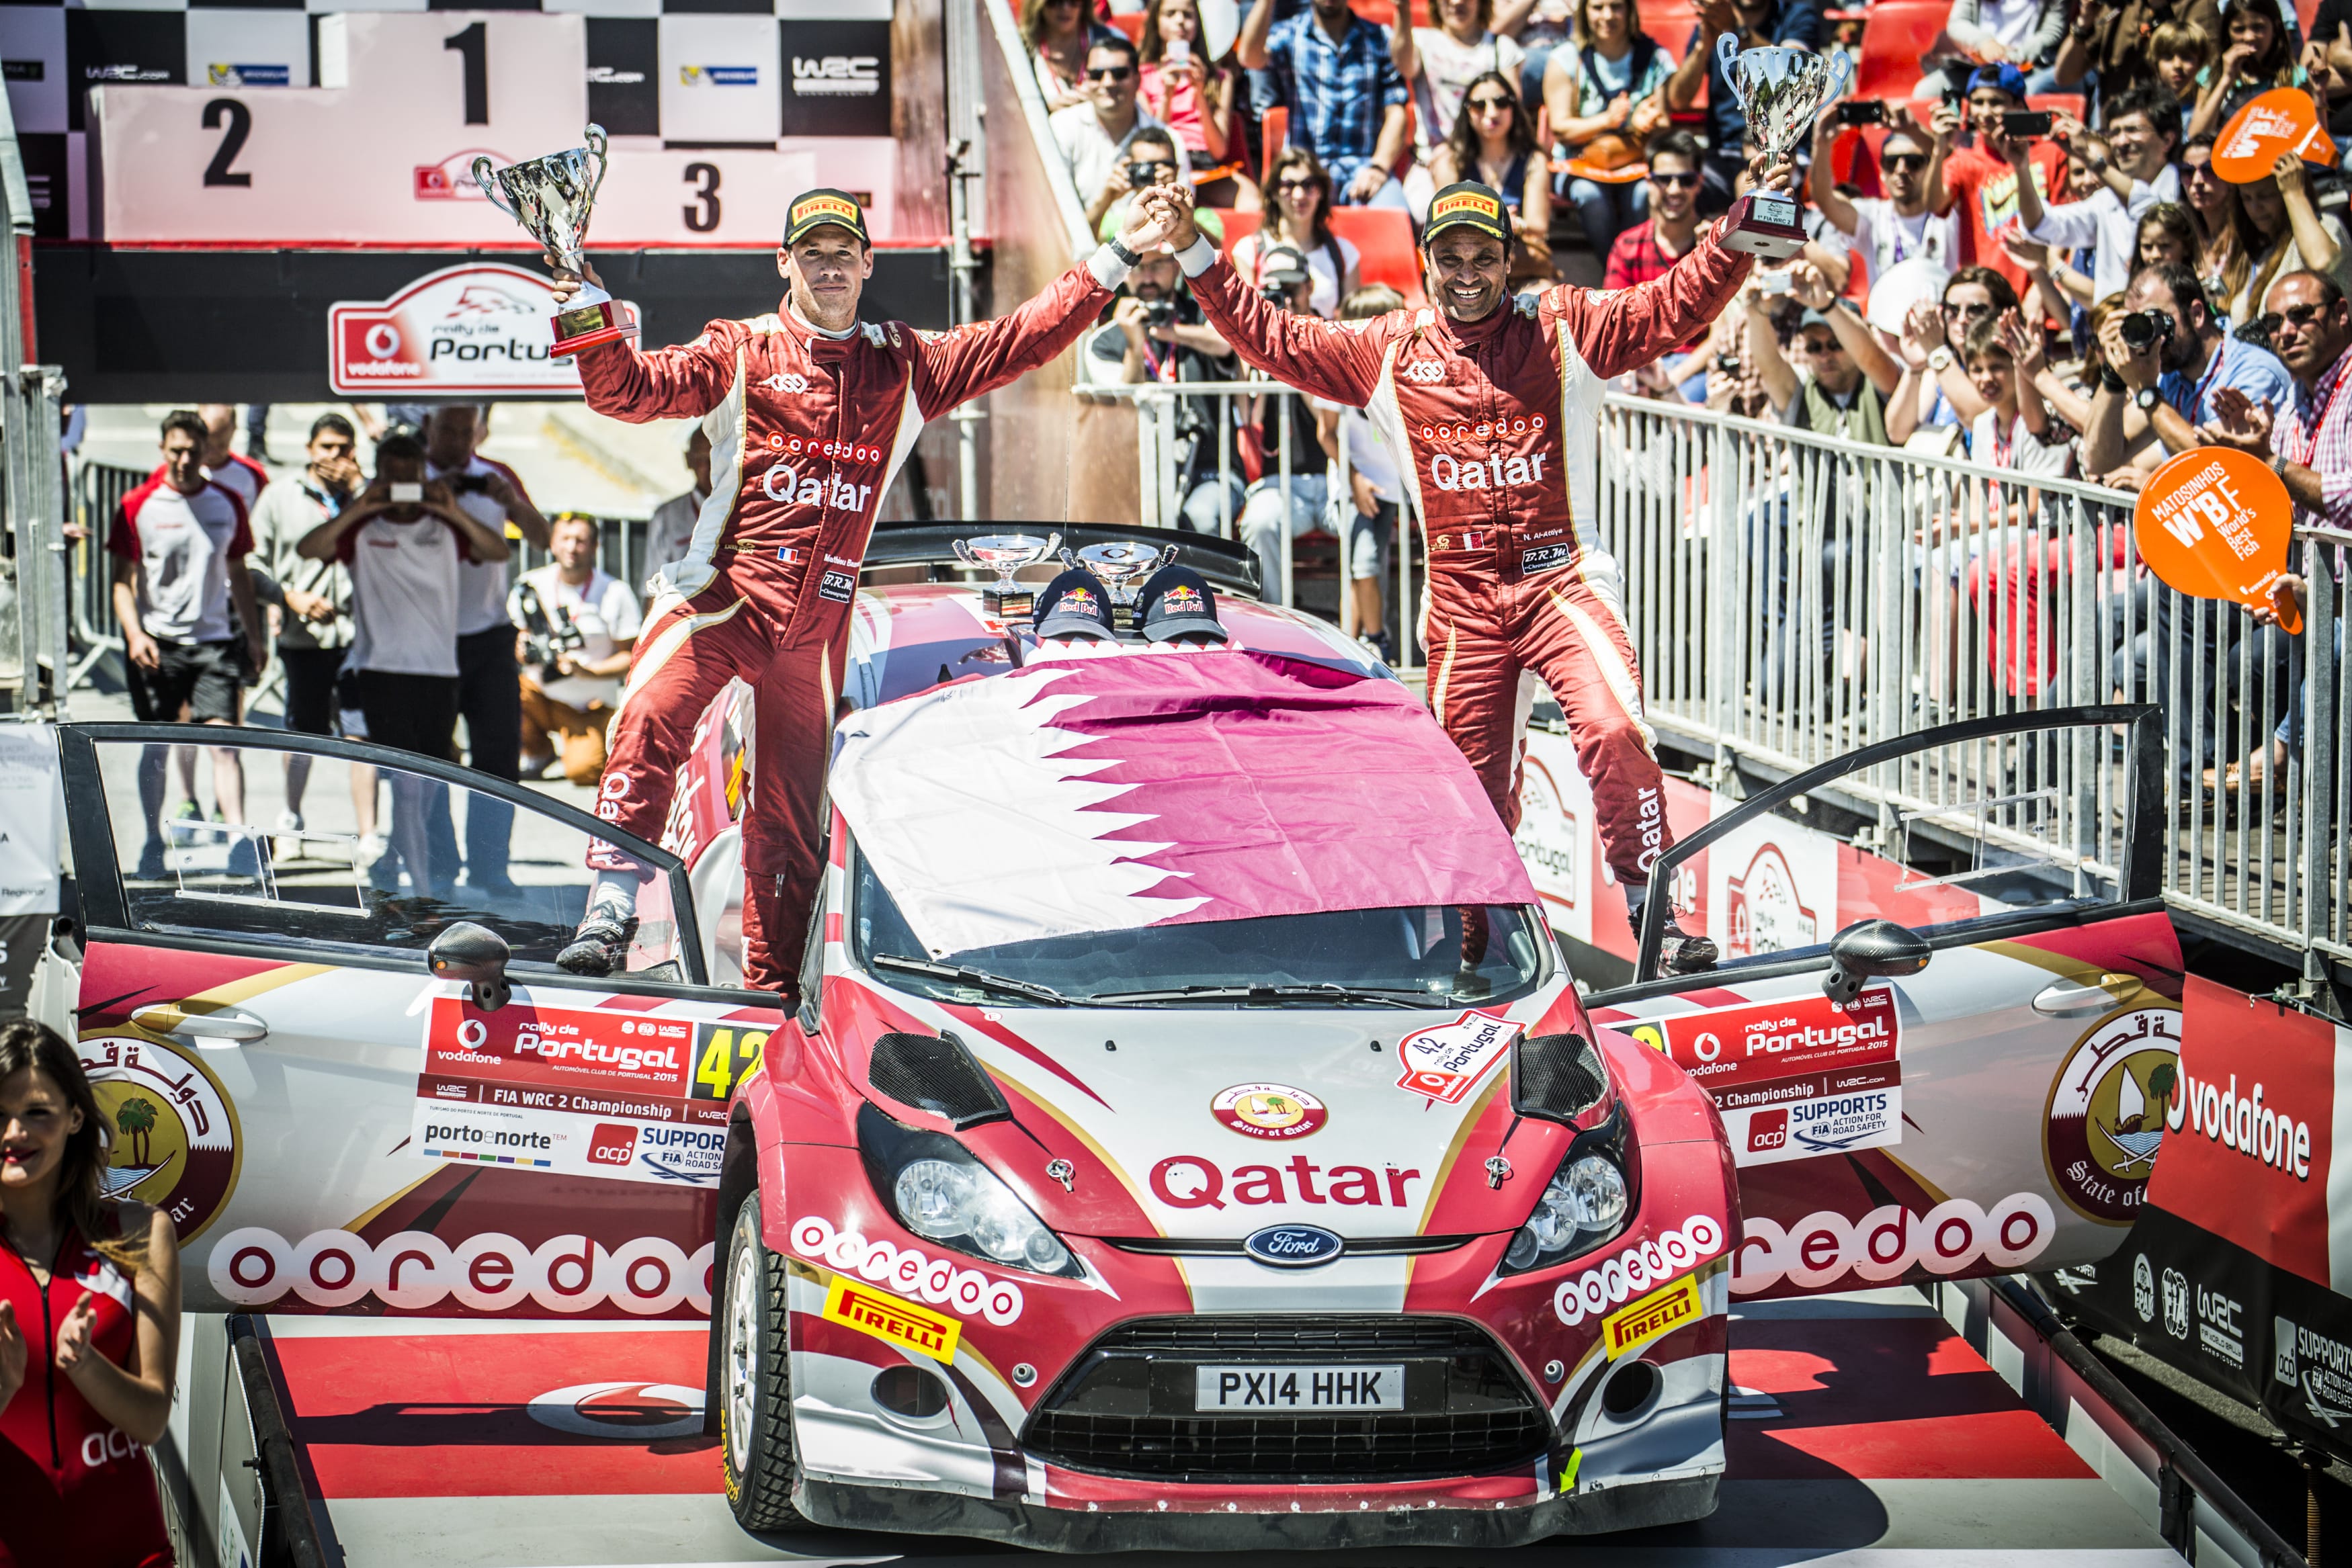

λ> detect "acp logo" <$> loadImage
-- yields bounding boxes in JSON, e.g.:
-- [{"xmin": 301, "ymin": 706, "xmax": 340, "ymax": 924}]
[
  {"xmin": 588, "ymin": 1123, "xmax": 639, "ymax": 1168},
  {"xmin": 79, "ymin": 1033, "xmax": 241, "ymax": 1244},
  {"xmin": 1747, "ymin": 1107, "xmax": 1788, "ymax": 1154}
]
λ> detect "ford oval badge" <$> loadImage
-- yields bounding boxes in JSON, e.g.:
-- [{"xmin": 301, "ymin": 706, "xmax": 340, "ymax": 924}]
[{"xmin": 1243, "ymin": 1224, "xmax": 1346, "ymax": 1268}]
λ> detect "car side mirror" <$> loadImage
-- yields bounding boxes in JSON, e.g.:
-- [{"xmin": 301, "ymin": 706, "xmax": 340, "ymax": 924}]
[
  {"xmin": 429, "ymin": 921, "xmax": 512, "ymax": 1012},
  {"xmin": 1822, "ymin": 919, "xmax": 1931, "ymax": 1007}
]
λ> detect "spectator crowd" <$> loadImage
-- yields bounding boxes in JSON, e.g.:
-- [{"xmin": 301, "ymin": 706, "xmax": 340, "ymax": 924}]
[{"xmin": 105, "ymin": 402, "xmax": 683, "ymax": 897}]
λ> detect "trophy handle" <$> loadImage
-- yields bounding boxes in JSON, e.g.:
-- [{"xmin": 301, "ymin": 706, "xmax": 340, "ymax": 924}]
[
  {"xmin": 1039, "ymin": 531, "xmax": 1062, "ymax": 562},
  {"xmin": 1152, "ymin": 543, "xmax": 1179, "ymax": 572},
  {"xmin": 1714, "ymin": 32, "xmax": 1741, "ymax": 82},
  {"xmin": 471, "ymin": 157, "xmax": 521, "ymax": 224},
  {"xmin": 582, "ymin": 124, "xmax": 610, "ymax": 208},
  {"xmin": 1820, "ymin": 49, "xmax": 1853, "ymax": 107},
  {"xmin": 952, "ymin": 538, "xmax": 981, "ymax": 568}
]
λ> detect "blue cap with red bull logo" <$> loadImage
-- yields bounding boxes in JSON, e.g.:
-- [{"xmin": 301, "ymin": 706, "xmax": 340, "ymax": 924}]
[
  {"xmin": 1137, "ymin": 564, "xmax": 1227, "ymax": 643},
  {"xmin": 1034, "ymin": 568, "xmax": 1118, "ymax": 641}
]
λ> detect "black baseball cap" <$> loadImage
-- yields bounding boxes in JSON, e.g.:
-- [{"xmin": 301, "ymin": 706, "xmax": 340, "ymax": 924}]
[
  {"xmin": 1137, "ymin": 564, "xmax": 1227, "ymax": 643},
  {"xmin": 1033, "ymin": 568, "xmax": 1119, "ymax": 641},
  {"xmin": 1258, "ymin": 244, "xmax": 1311, "ymax": 290},
  {"xmin": 1422, "ymin": 183, "xmax": 1511, "ymax": 247},
  {"xmin": 784, "ymin": 188, "xmax": 870, "ymax": 248}
]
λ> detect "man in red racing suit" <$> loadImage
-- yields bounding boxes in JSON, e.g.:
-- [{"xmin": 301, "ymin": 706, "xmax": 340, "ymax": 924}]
[
  {"xmin": 1141, "ymin": 176, "xmax": 1783, "ymax": 967},
  {"xmin": 553, "ymin": 189, "xmax": 1184, "ymax": 988}
]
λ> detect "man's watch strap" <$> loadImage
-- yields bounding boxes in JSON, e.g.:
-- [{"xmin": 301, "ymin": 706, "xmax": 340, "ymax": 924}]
[{"xmin": 1105, "ymin": 234, "xmax": 1142, "ymax": 267}]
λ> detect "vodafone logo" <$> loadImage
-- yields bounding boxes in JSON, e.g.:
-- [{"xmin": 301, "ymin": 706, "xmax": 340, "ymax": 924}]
[
  {"xmin": 365, "ymin": 324, "xmax": 402, "ymax": 360},
  {"xmin": 207, "ymin": 1228, "xmax": 714, "ymax": 1315},
  {"xmin": 529, "ymin": 1381, "xmax": 705, "ymax": 1440},
  {"xmin": 1732, "ymin": 1193, "xmax": 2055, "ymax": 1295}
]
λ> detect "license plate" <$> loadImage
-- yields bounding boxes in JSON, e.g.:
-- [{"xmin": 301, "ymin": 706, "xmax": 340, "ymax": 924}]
[{"xmin": 1194, "ymin": 1364, "xmax": 1406, "ymax": 1411}]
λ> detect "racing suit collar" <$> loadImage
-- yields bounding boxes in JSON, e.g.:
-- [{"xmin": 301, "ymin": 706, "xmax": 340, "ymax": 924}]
[
  {"xmin": 784, "ymin": 298, "xmax": 860, "ymax": 342},
  {"xmin": 1425, "ymin": 297, "xmax": 1515, "ymax": 351}
]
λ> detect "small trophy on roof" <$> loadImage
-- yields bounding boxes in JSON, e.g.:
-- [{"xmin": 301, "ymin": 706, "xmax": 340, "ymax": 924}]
[{"xmin": 954, "ymin": 532, "xmax": 1062, "ymax": 619}]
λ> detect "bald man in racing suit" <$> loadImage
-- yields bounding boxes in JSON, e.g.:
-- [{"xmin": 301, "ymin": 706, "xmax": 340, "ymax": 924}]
[
  {"xmin": 552, "ymin": 189, "xmax": 1184, "ymax": 988},
  {"xmin": 1140, "ymin": 175, "xmax": 1786, "ymax": 970}
]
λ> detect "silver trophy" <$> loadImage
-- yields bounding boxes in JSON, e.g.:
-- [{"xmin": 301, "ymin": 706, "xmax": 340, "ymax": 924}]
[
  {"xmin": 953, "ymin": 531, "xmax": 1061, "ymax": 619},
  {"xmin": 473, "ymin": 126, "xmax": 638, "ymax": 357},
  {"xmin": 1714, "ymin": 37, "xmax": 1850, "ymax": 259},
  {"xmin": 1070, "ymin": 541, "xmax": 1179, "ymax": 629}
]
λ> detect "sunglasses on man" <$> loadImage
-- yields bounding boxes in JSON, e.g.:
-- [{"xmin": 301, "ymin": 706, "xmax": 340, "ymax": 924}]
[
  {"xmin": 1650, "ymin": 169, "xmax": 1699, "ymax": 187},
  {"xmin": 1882, "ymin": 152, "xmax": 1929, "ymax": 171},
  {"xmin": 1088, "ymin": 64, "xmax": 1136, "ymax": 80}
]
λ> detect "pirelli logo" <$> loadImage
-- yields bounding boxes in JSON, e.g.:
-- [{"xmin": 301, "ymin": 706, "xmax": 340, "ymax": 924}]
[
  {"xmin": 823, "ymin": 1276, "xmax": 961, "ymax": 1362},
  {"xmin": 1601, "ymin": 1273, "xmax": 1703, "ymax": 1359},
  {"xmin": 793, "ymin": 195, "xmax": 861, "ymax": 227},
  {"xmin": 1431, "ymin": 190, "xmax": 1502, "ymax": 222}
]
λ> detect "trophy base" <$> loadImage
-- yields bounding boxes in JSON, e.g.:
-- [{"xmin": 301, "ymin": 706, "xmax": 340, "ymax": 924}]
[
  {"xmin": 1110, "ymin": 604, "xmax": 1137, "ymax": 631},
  {"xmin": 1720, "ymin": 194, "xmax": 1808, "ymax": 262},
  {"xmin": 980, "ymin": 586, "xmax": 1035, "ymax": 620},
  {"xmin": 550, "ymin": 300, "xmax": 639, "ymax": 358}
]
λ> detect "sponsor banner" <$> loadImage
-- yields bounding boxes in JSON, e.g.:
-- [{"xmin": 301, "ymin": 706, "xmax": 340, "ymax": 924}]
[
  {"xmin": 788, "ymin": 1215, "xmax": 1025, "ymax": 1327},
  {"xmin": 780, "ymin": 19, "xmax": 892, "ymax": 138},
  {"xmin": 1553, "ymin": 1213, "xmax": 1727, "ymax": 1325},
  {"xmin": 413, "ymin": 997, "xmax": 741, "ymax": 1188},
  {"xmin": 207, "ymin": 1226, "xmax": 714, "ymax": 1315},
  {"xmin": 329, "ymin": 265, "xmax": 640, "ymax": 398},
  {"xmin": 1394, "ymin": 1008, "xmax": 1517, "ymax": 1105},
  {"xmin": 1736, "ymin": 1192, "xmax": 2056, "ymax": 1295},
  {"xmin": 1644, "ymin": 988, "xmax": 1902, "ymax": 1168}
]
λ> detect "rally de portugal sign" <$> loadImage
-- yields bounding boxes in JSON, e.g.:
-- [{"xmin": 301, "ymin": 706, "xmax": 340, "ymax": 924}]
[{"xmin": 328, "ymin": 263, "xmax": 640, "ymax": 398}]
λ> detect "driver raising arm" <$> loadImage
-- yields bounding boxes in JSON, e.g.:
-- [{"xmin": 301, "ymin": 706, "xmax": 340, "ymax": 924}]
[
  {"xmin": 1136, "ymin": 172, "xmax": 1788, "ymax": 969},
  {"xmin": 550, "ymin": 189, "xmax": 1187, "ymax": 989}
]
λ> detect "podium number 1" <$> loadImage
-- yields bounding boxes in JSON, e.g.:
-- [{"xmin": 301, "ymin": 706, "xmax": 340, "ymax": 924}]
[{"xmin": 446, "ymin": 22, "xmax": 489, "ymax": 125}]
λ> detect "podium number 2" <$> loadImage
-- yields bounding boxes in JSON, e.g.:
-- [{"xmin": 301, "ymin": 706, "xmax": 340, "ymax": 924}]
[
  {"xmin": 446, "ymin": 22, "xmax": 489, "ymax": 125},
  {"xmin": 202, "ymin": 100, "xmax": 251, "ymax": 187},
  {"xmin": 684, "ymin": 164, "xmax": 722, "ymax": 233}
]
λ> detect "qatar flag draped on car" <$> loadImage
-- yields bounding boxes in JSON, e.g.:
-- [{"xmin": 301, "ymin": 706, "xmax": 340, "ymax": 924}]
[{"xmin": 827, "ymin": 649, "xmax": 1538, "ymax": 957}]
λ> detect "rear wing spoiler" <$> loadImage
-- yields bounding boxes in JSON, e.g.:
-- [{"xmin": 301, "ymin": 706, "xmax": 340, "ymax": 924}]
[{"xmin": 866, "ymin": 521, "xmax": 1263, "ymax": 599}]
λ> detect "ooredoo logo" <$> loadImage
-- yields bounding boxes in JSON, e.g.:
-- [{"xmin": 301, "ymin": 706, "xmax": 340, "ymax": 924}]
[
  {"xmin": 1730, "ymin": 1192, "xmax": 2056, "ymax": 1295},
  {"xmin": 589, "ymin": 1123, "xmax": 638, "ymax": 1166},
  {"xmin": 789, "ymin": 1215, "xmax": 1024, "ymax": 1325},
  {"xmin": 1553, "ymin": 1214, "xmax": 1727, "ymax": 1326},
  {"xmin": 207, "ymin": 1229, "xmax": 714, "ymax": 1315},
  {"xmin": 1748, "ymin": 1107, "xmax": 1788, "ymax": 1153}
]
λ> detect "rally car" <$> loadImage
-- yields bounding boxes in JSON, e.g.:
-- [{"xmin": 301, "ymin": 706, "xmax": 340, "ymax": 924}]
[{"xmin": 48, "ymin": 524, "xmax": 2181, "ymax": 1555}]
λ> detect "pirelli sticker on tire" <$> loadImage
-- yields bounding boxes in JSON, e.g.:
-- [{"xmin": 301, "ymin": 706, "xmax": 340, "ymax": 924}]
[
  {"xmin": 1601, "ymin": 1272, "xmax": 1704, "ymax": 1359},
  {"xmin": 823, "ymin": 1276, "xmax": 962, "ymax": 1362}
]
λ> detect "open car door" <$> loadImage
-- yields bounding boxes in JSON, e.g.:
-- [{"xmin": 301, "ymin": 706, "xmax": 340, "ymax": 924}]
[
  {"xmin": 58, "ymin": 723, "xmax": 786, "ymax": 1321},
  {"xmin": 1587, "ymin": 707, "xmax": 2178, "ymax": 1302}
]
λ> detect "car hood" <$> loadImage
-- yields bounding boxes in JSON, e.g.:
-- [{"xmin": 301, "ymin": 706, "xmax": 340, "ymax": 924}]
[{"xmin": 918, "ymin": 986, "xmax": 1593, "ymax": 1242}]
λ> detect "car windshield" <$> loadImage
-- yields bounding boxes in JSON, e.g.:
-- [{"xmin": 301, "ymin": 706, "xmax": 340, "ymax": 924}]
[{"xmin": 849, "ymin": 848, "xmax": 1551, "ymax": 1007}]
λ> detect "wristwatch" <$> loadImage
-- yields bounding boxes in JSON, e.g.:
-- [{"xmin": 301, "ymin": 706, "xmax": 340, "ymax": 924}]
[
  {"xmin": 1105, "ymin": 234, "xmax": 1142, "ymax": 267},
  {"xmin": 2134, "ymin": 386, "xmax": 2160, "ymax": 411},
  {"xmin": 1927, "ymin": 346, "xmax": 1953, "ymax": 372}
]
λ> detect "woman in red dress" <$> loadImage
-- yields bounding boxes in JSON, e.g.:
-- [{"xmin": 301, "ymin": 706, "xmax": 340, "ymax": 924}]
[{"xmin": 0, "ymin": 1018, "xmax": 181, "ymax": 1568}]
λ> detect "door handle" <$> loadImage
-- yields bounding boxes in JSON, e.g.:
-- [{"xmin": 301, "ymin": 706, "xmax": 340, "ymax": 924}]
[
  {"xmin": 131, "ymin": 1004, "xmax": 270, "ymax": 1046},
  {"xmin": 2031, "ymin": 975, "xmax": 2144, "ymax": 1017}
]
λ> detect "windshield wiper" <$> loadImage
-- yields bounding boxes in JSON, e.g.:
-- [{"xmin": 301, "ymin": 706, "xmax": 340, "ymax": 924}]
[
  {"xmin": 1085, "ymin": 982, "xmax": 1427, "ymax": 1008},
  {"xmin": 870, "ymin": 953, "xmax": 1073, "ymax": 1007}
]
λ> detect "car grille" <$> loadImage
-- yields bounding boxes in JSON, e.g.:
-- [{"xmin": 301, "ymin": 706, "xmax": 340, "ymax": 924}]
[{"xmin": 1023, "ymin": 1315, "xmax": 1550, "ymax": 1482}]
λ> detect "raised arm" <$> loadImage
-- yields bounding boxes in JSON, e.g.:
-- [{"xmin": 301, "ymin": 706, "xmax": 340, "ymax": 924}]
[
  {"xmin": 1238, "ymin": 0, "xmax": 1279, "ymax": 71},
  {"xmin": 552, "ymin": 260, "xmax": 743, "ymax": 422},
  {"xmin": 1173, "ymin": 228, "xmax": 1388, "ymax": 407},
  {"xmin": 1554, "ymin": 214, "xmax": 1757, "ymax": 379}
]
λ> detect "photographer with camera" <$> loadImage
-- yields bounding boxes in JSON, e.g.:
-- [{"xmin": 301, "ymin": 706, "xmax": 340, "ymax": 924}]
[
  {"xmin": 511, "ymin": 515, "xmax": 640, "ymax": 787},
  {"xmin": 2081, "ymin": 260, "xmax": 2292, "ymax": 472},
  {"xmin": 1083, "ymin": 218, "xmax": 1245, "ymax": 531}
]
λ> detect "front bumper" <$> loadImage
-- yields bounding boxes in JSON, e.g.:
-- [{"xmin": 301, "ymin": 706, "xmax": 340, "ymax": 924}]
[{"xmin": 797, "ymin": 1470, "xmax": 1720, "ymax": 1551}]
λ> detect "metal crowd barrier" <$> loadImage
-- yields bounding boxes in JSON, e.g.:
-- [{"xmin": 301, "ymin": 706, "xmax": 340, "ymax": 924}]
[{"xmin": 1591, "ymin": 394, "xmax": 2345, "ymax": 974}]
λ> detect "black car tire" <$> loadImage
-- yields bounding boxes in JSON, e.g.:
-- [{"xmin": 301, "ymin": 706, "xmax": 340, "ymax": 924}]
[{"xmin": 720, "ymin": 1192, "xmax": 810, "ymax": 1532}]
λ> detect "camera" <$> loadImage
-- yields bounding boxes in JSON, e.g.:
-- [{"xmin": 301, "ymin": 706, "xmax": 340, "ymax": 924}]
[
  {"xmin": 388, "ymin": 481, "xmax": 423, "ymax": 504},
  {"xmin": 1836, "ymin": 99, "xmax": 1886, "ymax": 126},
  {"xmin": 2001, "ymin": 110, "xmax": 2054, "ymax": 138},
  {"xmin": 1714, "ymin": 352, "xmax": 1741, "ymax": 372},
  {"xmin": 1141, "ymin": 298, "xmax": 1178, "ymax": 329},
  {"xmin": 1126, "ymin": 161, "xmax": 1168, "ymax": 189},
  {"xmin": 513, "ymin": 581, "xmax": 585, "ymax": 668},
  {"xmin": 2119, "ymin": 308, "xmax": 2176, "ymax": 354},
  {"xmin": 447, "ymin": 470, "xmax": 495, "ymax": 495}
]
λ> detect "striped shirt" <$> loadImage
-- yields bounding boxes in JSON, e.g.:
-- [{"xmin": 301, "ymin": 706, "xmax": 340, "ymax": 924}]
[
  {"xmin": 1263, "ymin": 11, "xmax": 1407, "ymax": 194},
  {"xmin": 2273, "ymin": 341, "xmax": 2352, "ymax": 534}
]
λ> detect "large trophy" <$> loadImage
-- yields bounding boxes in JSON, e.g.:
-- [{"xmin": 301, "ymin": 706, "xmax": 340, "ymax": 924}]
[
  {"xmin": 473, "ymin": 126, "xmax": 638, "ymax": 357},
  {"xmin": 1714, "ymin": 38, "xmax": 1850, "ymax": 260},
  {"xmin": 954, "ymin": 532, "xmax": 1061, "ymax": 619},
  {"xmin": 1070, "ymin": 541, "xmax": 1179, "ymax": 629}
]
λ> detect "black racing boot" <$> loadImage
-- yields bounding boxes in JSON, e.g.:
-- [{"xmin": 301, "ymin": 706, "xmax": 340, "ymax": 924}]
[{"xmin": 558, "ymin": 912, "xmax": 638, "ymax": 976}]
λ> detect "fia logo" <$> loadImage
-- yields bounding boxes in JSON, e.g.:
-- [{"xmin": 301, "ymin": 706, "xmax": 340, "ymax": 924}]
[{"xmin": 2160, "ymin": 1266, "xmax": 2191, "ymax": 1340}]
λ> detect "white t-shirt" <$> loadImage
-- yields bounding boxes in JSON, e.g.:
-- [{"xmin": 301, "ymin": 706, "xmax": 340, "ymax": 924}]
[
  {"xmin": 340, "ymin": 513, "xmax": 472, "ymax": 677},
  {"xmin": 429, "ymin": 455, "xmax": 532, "ymax": 636},
  {"xmin": 1978, "ymin": 0, "xmax": 2045, "ymax": 53},
  {"xmin": 1408, "ymin": 29, "xmax": 1526, "ymax": 155},
  {"xmin": 1232, "ymin": 230, "xmax": 1363, "ymax": 319},
  {"xmin": 1970, "ymin": 407, "xmax": 2076, "ymax": 478},
  {"xmin": 1844, "ymin": 198, "xmax": 1958, "ymax": 281},
  {"xmin": 1332, "ymin": 404, "xmax": 1402, "ymax": 502},
  {"xmin": 644, "ymin": 488, "xmax": 708, "ymax": 586},
  {"xmin": 1050, "ymin": 103, "xmax": 1166, "ymax": 209},
  {"xmin": 108, "ymin": 476, "xmax": 253, "ymax": 645},
  {"xmin": 202, "ymin": 452, "xmax": 269, "ymax": 514},
  {"xmin": 508, "ymin": 564, "xmax": 643, "ymax": 709}
]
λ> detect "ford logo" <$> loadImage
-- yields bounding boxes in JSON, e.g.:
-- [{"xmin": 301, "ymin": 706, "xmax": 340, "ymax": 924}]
[{"xmin": 1243, "ymin": 1225, "xmax": 1345, "ymax": 1268}]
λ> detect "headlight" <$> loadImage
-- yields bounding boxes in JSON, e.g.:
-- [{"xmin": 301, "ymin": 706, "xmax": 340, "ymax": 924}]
[
  {"xmin": 894, "ymin": 1157, "xmax": 1073, "ymax": 1274},
  {"xmin": 859, "ymin": 1103, "xmax": 1081, "ymax": 1278},
  {"xmin": 1499, "ymin": 1114, "xmax": 1636, "ymax": 1276}
]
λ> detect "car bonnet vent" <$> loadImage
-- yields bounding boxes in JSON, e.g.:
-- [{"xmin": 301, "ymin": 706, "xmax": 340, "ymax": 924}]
[
  {"xmin": 1511, "ymin": 1031, "xmax": 1607, "ymax": 1123},
  {"xmin": 867, "ymin": 1031, "xmax": 1012, "ymax": 1129}
]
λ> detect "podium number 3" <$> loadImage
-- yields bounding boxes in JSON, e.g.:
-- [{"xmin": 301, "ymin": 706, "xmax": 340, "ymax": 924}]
[
  {"xmin": 684, "ymin": 164, "xmax": 722, "ymax": 232},
  {"xmin": 202, "ymin": 100, "xmax": 252, "ymax": 187},
  {"xmin": 445, "ymin": 22, "xmax": 489, "ymax": 125}
]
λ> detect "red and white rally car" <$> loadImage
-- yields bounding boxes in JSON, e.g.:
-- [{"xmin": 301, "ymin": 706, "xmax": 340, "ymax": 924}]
[{"xmin": 49, "ymin": 525, "xmax": 2180, "ymax": 1554}]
